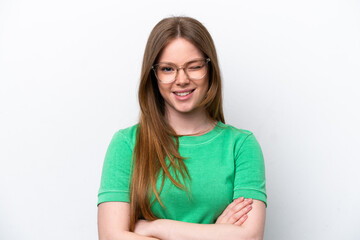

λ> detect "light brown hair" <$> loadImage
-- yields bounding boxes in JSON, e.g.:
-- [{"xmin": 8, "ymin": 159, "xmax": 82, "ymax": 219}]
[{"xmin": 130, "ymin": 16, "xmax": 225, "ymax": 230}]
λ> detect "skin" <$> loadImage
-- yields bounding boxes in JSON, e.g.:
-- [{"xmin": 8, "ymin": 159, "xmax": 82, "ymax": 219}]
[{"xmin": 97, "ymin": 37, "xmax": 266, "ymax": 240}]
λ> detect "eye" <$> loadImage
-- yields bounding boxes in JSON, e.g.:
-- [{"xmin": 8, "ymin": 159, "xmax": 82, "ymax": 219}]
[
  {"xmin": 161, "ymin": 67, "xmax": 174, "ymax": 72},
  {"xmin": 158, "ymin": 64, "xmax": 176, "ymax": 74},
  {"xmin": 187, "ymin": 61, "xmax": 205, "ymax": 71},
  {"xmin": 189, "ymin": 65, "xmax": 202, "ymax": 70}
]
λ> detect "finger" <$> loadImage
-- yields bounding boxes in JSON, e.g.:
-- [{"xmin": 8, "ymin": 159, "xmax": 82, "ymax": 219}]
[
  {"xmin": 231, "ymin": 198, "xmax": 253, "ymax": 214},
  {"xmin": 232, "ymin": 204, "xmax": 252, "ymax": 224},
  {"xmin": 223, "ymin": 198, "xmax": 252, "ymax": 219},
  {"xmin": 221, "ymin": 197, "xmax": 244, "ymax": 216},
  {"xmin": 222, "ymin": 199, "xmax": 253, "ymax": 224},
  {"xmin": 234, "ymin": 214, "xmax": 248, "ymax": 226},
  {"xmin": 216, "ymin": 197, "xmax": 245, "ymax": 224}
]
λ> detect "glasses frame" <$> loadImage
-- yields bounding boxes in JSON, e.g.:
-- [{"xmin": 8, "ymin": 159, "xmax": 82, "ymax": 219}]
[{"xmin": 152, "ymin": 58, "xmax": 211, "ymax": 84}]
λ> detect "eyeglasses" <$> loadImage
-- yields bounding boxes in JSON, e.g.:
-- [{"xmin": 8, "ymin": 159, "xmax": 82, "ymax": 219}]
[{"xmin": 152, "ymin": 58, "xmax": 210, "ymax": 84}]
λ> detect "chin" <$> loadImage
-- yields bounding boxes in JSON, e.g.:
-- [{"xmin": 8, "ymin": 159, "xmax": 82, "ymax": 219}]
[
  {"xmin": 165, "ymin": 101, "xmax": 203, "ymax": 115},
  {"xmin": 174, "ymin": 105, "xmax": 199, "ymax": 114}
]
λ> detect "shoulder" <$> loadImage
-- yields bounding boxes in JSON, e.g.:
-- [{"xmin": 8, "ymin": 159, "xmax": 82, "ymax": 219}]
[
  {"xmin": 114, "ymin": 124, "xmax": 138, "ymax": 140},
  {"xmin": 218, "ymin": 122, "xmax": 255, "ymax": 141},
  {"xmin": 108, "ymin": 124, "xmax": 138, "ymax": 151},
  {"xmin": 219, "ymin": 122, "xmax": 253, "ymax": 136},
  {"xmin": 218, "ymin": 122, "xmax": 261, "ymax": 151}
]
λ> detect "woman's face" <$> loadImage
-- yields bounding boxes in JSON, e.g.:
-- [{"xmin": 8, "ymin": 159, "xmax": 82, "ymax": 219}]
[{"xmin": 156, "ymin": 37, "xmax": 209, "ymax": 117}]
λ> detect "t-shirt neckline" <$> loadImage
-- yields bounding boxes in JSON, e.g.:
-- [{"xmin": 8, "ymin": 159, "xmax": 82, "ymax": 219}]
[{"xmin": 178, "ymin": 121, "xmax": 226, "ymax": 145}]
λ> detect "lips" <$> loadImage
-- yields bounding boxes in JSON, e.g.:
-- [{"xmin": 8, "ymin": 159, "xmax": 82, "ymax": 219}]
[{"xmin": 173, "ymin": 89, "xmax": 195, "ymax": 97}]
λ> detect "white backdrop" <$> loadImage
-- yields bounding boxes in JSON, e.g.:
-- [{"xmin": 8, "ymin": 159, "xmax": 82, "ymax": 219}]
[{"xmin": 1, "ymin": 0, "xmax": 359, "ymax": 239}]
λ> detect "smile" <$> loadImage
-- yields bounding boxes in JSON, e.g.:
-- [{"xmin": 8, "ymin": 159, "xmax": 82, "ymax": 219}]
[{"xmin": 173, "ymin": 89, "xmax": 195, "ymax": 97}]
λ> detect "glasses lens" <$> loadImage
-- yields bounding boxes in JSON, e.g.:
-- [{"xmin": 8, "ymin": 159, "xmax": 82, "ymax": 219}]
[
  {"xmin": 155, "ymin": 63, "xmax": 176, "ymax": 83},
  {"xmin": 186, "ymin": 60, "xmax": 207, "ymax": 79},
  {"xmin": 154, "ymin": 59, "xmax": 209, "ymax": 83}
]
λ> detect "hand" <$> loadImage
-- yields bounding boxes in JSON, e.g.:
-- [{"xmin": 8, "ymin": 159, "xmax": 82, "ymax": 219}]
[
  {"xmin": 215, "ymin": 197, "xmax": 253, "ymax": 226},
  {"xmin": 134, "ymin": 219, "xmax": 153, "ymax": 237},
  {"xmin": 134, "ymin": 219, "xmax": 168, "ymax": 240}
]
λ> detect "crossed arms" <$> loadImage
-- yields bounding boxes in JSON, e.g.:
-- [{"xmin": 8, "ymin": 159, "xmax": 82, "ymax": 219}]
[{"xmin": 98, "ymin": 198, "xmax": 265, "ymax": 240}]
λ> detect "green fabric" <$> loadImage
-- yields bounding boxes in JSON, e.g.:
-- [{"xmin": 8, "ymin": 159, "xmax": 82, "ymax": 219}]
[{"xmin": 98, "ymin": 122, "xmax": 266, "ymax": 224}]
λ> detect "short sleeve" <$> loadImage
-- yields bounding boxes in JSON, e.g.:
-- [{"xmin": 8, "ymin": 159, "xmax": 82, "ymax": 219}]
[
  {"xmin": 97, "ymin": 131, "xmax": 133, "ymax": 205},
  {"xmin": 233, "ymin": 133, "xmax": 267, "ymax": 206}
]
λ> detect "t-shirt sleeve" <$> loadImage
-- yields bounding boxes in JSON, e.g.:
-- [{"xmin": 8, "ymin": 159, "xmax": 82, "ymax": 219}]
[
  {"xmin": 97, "ymin": 131, "xmax": 133, "ymax": 205},
  {"xmin": 233, "ymin": 133, "xmax": 267, "ymax": 206}
]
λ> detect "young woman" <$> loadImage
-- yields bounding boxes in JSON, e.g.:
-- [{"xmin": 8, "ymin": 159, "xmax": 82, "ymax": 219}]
[{"xmin": 97, "ymin": 16, "xmax": 266, "ymax": 240}]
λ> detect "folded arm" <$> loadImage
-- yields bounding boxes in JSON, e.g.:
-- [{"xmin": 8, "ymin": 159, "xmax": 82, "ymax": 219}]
[
  {"xmin": 135, "ymin": 199, "xmax": 266, "ymax": 240},
  {"xmin": 98, "ymin": 202, "xmax": 159, "ymax": 240},
  {"xmin": 98, "ymin": 199, "xmax": 265, "ymax": 240}
]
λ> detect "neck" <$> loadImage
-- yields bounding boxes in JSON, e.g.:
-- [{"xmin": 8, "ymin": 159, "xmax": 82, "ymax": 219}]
[{"xmin": 165, "ymin": 107, "xmax": 216, "ymax": 136}]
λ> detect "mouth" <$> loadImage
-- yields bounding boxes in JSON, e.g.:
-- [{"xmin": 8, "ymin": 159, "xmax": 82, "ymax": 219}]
[{"xmin": 173, "ymin": 89, "xmax": 195, "ymax": 97}]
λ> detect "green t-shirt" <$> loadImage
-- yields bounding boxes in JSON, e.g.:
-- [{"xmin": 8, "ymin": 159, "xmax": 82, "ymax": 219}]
[{"xmin": 98, "ymin": 122, "xmax": 266, "ymax": 224}]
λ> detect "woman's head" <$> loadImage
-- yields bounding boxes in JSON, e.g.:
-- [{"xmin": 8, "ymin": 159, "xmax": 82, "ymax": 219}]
[{"xmin": 138, "ymin": 16, "xmax": 224, "ymax": 123}]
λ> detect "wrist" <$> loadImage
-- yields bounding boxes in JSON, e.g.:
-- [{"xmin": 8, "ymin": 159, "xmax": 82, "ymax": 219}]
[{"xmin": 152, "ymin": 219, "xmax": 172, "ymax": 240}]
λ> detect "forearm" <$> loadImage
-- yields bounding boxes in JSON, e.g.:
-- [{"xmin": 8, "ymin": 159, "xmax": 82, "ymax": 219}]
[
  {"xmin": 98, "ymin": 202, "xmax": 160, "ymax": 240},
  {"xmin": 134, "ymin": 200, "xmax": 265, "ymax": 240},
  {"xmin": 99, "ymin": 230, "xmax": 159, "ymax": 240},
  {"xmin": 151, "ymin": 219, "xmax": 262, "ymax": 240}
]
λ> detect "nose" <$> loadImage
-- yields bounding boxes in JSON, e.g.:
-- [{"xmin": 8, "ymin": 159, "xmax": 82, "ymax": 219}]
[{"xmin": 175, "ymin": 67, "xmax": 190, "ymax": 85}]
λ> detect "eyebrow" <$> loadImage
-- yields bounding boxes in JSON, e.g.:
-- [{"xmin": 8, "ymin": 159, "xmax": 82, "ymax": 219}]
[{"xmin": 157, "ymin": 58, "xmax": 205, "ymax": 65}]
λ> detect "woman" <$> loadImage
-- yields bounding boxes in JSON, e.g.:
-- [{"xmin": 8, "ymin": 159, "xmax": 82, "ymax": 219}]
[{"xmin": 98, "ymin": 16, "xmax": 266, "ymax": 240}]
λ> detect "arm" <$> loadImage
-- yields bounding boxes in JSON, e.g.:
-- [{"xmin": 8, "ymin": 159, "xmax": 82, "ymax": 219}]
[
  {"xmin": 98, "ymin": 202, "xmax": 159, "ymax": 240},
  {"xmin": 135, "ymin": 199, "xmax": 266, "ymax": 240},
  {"xmin": 98, "ymin": 196, "xmax": 255, "ymax": 240},
  {"xmin": 98, "ymin": 130, "xmax": 157, "ymax": 239}
]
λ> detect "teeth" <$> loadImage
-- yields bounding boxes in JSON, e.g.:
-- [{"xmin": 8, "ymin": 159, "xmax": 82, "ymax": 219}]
[{"xmin": 175, "ymin": 91, "xmax": 191, "ymax": 96}]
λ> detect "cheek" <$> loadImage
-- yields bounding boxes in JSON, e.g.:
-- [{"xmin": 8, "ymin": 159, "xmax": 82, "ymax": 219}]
[
  {"xmin": 201, "ymin": 78, "xmax": 210, "ymax": 94},
  {"xmin": 158, "ymin": 83, "xmax": 171, "ymax": 99}
]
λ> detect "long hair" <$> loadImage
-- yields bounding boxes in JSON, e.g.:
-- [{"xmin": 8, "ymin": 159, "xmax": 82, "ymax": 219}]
[{"xmin": 130, "ymin": 16, "xmax": 225, "ymax": 230}]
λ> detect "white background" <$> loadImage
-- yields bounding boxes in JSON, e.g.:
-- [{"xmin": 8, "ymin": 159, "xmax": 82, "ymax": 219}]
[{"xmin": 1, "ymin": 0, "xmax": 359, "ymax": 239}]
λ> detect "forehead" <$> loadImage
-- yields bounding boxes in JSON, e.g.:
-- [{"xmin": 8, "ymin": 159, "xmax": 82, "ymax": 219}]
[{"xmin": 158, "ymin": 37, "xmax": 203, "ymax": 64}]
